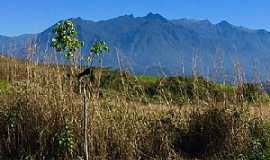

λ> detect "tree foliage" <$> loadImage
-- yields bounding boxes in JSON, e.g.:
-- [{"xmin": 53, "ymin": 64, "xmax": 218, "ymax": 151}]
[
  {"xmin": 88, "ymin": 41, "xmax": 109, "ymax": 63},
  {"xmin": 51, "ymin": 20, "xmax": 83, "ymax": 59}
]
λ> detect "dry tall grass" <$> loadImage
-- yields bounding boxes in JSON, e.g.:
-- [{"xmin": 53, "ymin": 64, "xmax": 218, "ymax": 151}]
[{"xmin": 0, "ymin": 56, "xmax": 269, "ymax": 160}]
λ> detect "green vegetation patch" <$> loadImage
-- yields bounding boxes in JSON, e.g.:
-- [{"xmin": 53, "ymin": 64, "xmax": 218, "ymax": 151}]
[
  {"xmin": 214, "ymin": 83, "xmax": 235, "ymax": 93},
  {"xmin": 0, "ymin": 80, "xmax": 10, "ymax": 95},
  {"xmin": 246, "ymin": 120, "xmax": 270, "ymax": 159},
  {"xmin": 260, "ymin": 122, "xmax": 270, "ymax": 159},
  {"xmin": 136, "ymin": 75, "xmax": 161, "ymax": 84}
]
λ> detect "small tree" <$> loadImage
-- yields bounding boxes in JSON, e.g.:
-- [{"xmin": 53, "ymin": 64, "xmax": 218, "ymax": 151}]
[
  {"xmin": 51, "ymin": 20, "xmax": 83, "ymax": 62},
  {"xmin": 90, "ymin": 41, "xmax": 109, "ymax": 99},
  {"xmin": 88, "ymin": 41, "xmax": 109, "ymax": 63},
  {"xmin": 81, "ymin": 41, "xmax": 109, "ymax": 160},
  {"xmin": 51, "ymin": 20, "xmax": 109, "ymax": 160}
]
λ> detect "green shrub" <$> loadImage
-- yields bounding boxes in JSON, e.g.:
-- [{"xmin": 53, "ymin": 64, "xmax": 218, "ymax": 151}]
[
  {"xmin": 247, "ymin": 120, "xmax": 270, "ymax": 160},
  {"xmin": 54, "ymin": 120, "xmax": 76, "ymax": 158}
]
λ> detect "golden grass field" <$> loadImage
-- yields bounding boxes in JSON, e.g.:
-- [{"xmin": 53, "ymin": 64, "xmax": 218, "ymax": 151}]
[{"xmin": 0, "ymin": 55, "xmax": 270, "ymax": 160}]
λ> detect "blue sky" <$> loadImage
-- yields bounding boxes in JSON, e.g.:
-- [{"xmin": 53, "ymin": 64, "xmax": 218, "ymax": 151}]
[{"xmin": 1, "ymin": 0, "xmax": 270, "ymax": 36}]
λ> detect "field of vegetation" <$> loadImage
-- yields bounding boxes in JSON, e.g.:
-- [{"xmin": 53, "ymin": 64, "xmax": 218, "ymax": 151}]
[
  {"xmin": 0, "ymin": 55, "xmax": 270, "ymax": 160},
  {"xmin": 1, "ymin": 20, "xmax": 270, "ymax": 160}
]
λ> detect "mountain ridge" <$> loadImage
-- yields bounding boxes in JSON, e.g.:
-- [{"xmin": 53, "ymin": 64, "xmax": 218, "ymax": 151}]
[
  {"xmin": 2, "ymin": 13, "xmax": 270, "ymax": 38},
  {"xmin": 1, "ymin": 13, "xmax": 270, "ymax": 81}
]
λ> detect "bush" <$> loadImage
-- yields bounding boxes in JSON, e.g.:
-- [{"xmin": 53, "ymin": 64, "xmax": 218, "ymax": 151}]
[{"xmin": 247, "ymin": 119, "xmax": 270, "ymax": 160}]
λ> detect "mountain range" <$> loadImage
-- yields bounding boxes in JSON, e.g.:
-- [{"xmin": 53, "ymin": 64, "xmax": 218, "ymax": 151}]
[{"xmin": 1, "ymin": 13, "xmax": 270, "ymax": 82}]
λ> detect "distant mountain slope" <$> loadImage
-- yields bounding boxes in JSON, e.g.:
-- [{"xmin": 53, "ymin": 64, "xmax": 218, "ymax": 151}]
[
  {"xmin": 1, "ymin": 13, "xmax": 270, "ymax": 81},
  {"xmin": 0, "ymin": 34, "xmax": 37, "ymax": 58}
]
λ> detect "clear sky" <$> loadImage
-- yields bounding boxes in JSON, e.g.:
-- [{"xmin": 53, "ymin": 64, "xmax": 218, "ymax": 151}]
[{"xmin": 1, "ymin": 0, "xmax": 270, "ymax": 36}]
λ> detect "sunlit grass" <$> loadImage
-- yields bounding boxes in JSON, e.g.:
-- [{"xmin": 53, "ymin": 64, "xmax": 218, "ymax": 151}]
[
  {"xmin": 0, "ymin": 56, "xmax": 270, "ymax": 159},
  {"xmin": 136, "ymin": 75, "xmax": 161, "ymax": 83},
  {"xmin": 0, "ymin": 80, "xmax": 10, "ymax": 95}
]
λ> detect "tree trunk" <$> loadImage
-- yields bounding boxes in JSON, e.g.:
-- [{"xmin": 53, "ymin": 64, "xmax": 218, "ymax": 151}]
[{"xmin": 83, "ymin": 87, "xmax": 89, "ymax": 160}]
